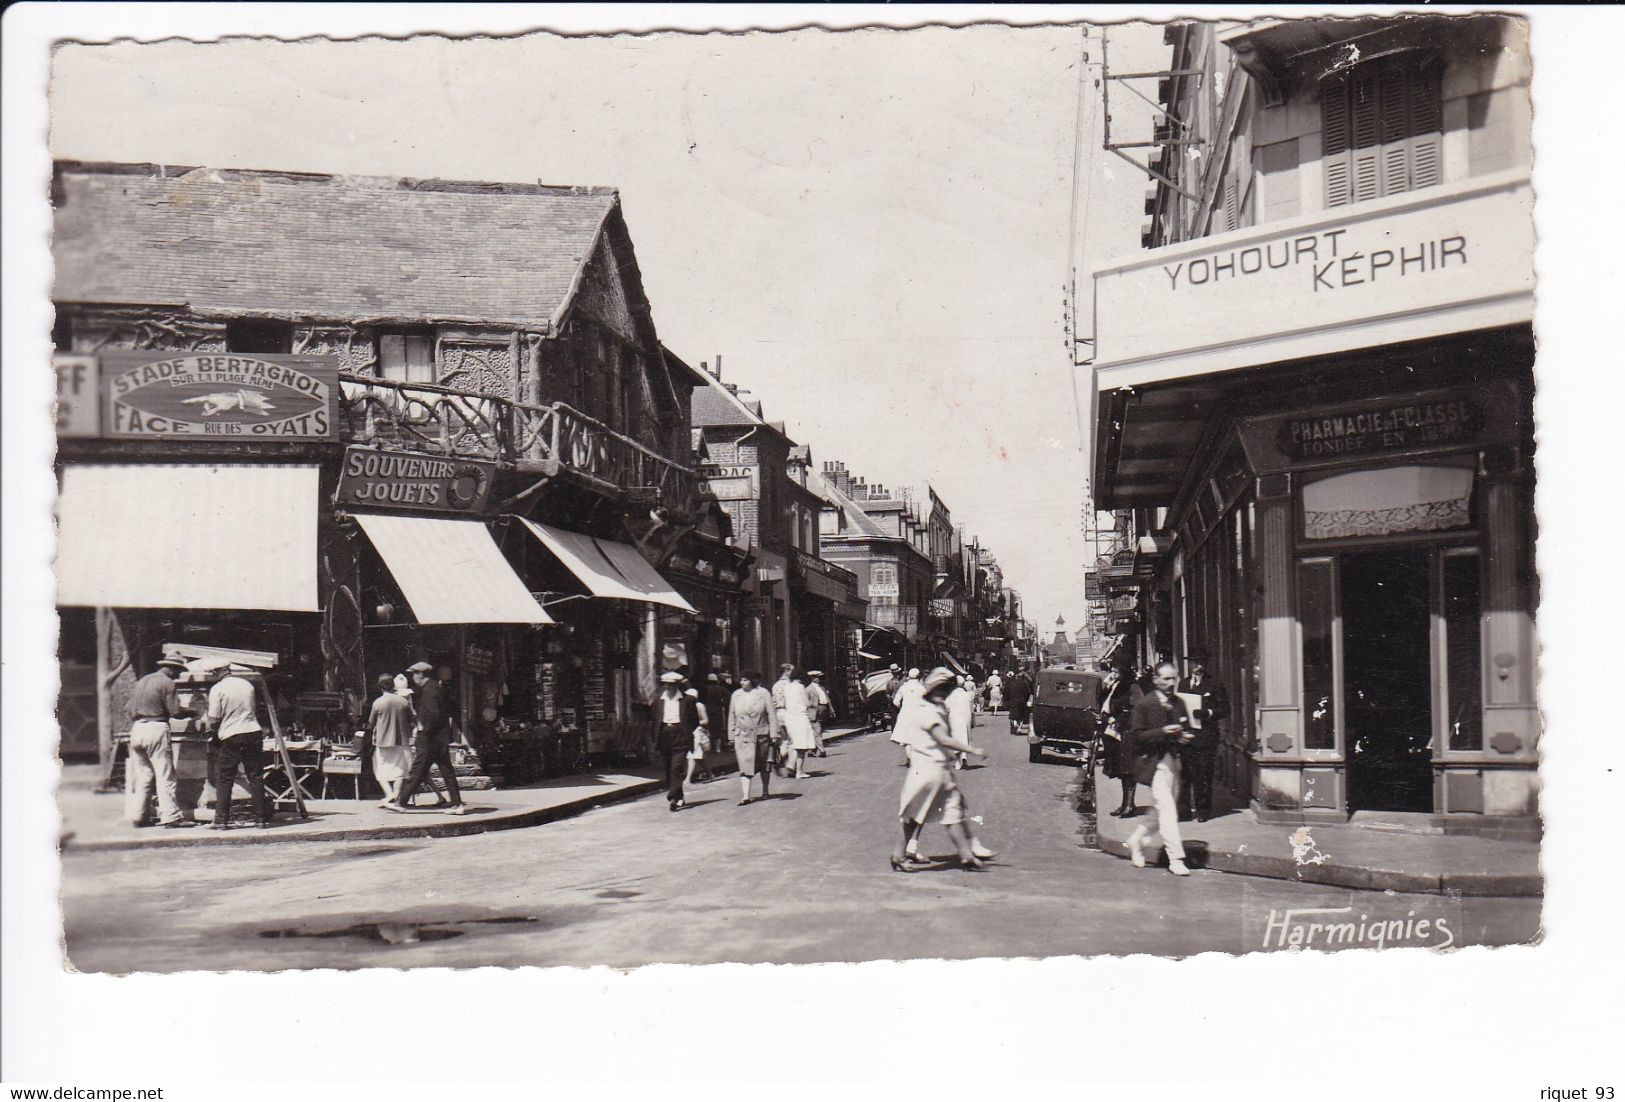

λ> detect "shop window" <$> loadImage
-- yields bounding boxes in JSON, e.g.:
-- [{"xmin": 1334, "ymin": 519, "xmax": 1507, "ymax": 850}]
[
  {"xmin": 377, "ymin": 330, "xmax": 436, "ymax": 385},
  {"xmin": 1298, "ymin": 558, "xmax": 1338, "ymax": 751},
  {"xmin": 1322, "ymin": 53, "xmax": 1443, "ymax": 207},
  {"xmin": 1441, "ymin": 550, "xmax": 1483, "ymax": 751},
  {"xmin": 1302, "ymin": 465, "xmax": 1473, "ymax": 541},
  {"xmin": 226, "ymin": 319, "xmax": 294, "ymax": 354}
]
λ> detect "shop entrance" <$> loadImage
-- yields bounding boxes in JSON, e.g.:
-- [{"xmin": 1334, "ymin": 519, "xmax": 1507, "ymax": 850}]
[{"xmin": 1340, "ymin": 549, "xmax": 1434, "ymax": 813}]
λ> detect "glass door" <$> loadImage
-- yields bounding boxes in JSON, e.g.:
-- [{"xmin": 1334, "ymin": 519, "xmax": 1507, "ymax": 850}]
[{"xmin": 1296, "ymin": 544, "xmax": 1483, "ymax": 813}]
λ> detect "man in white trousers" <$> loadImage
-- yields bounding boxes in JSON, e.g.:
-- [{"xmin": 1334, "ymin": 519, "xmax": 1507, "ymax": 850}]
[{"xmin": 1124, "ymin": 661, "xmax": 1195, "ymax": 877}]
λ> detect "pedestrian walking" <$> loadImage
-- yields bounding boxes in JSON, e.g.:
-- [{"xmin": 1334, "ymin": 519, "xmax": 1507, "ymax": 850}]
[
  {"xmin": 682, "ymin": 672, "xmax": 715, "ymax": 789},
  {"xmin": 702, "ymin": 673, "xmax": 732, "ymax": 753},
  {"xmin": 806, "ymin": 670, "xmax": 831, "ymax": 757},
  {"xmin": 947, "ymin": 675, "xmax": 977, "ymax": 770},
  {"xmin": 1007, "ymin": 668, "xmax": 1034, "ymax": 735},
  {"xmin": 1178, "ymin": 655, "xmax": 1229, "ymax": 822},
  {"xmin": 651, "ymin": 671, "xmax": 704, "ymax": 811},
  {"xmin": 728, "ymin": 671, "xmax": 778, "ymax": 805},
  {"xmin": 890, "ymin": 667, "xmax": 990, "ymax": 872},
  {"xmin": 387, "ymin": 660, "xmax": 467, "ymax": 815},
  {"xmin": 1124, "ymin": 661, "xmax": 1195, "ymax": 877},
  {"xmin": 888, "ymin": 667, "xmax": 925, "ymax": 764},
  {"xmin": 776, "ymin": 668, "xmax": 816, "ymax": 779},
  {"xmin": 124, "ymin": 655, "xmax": 196, "ymax": 829},
  {"xmin": 204, "ymin": 666, "xmax": 270, "ymax": 831},
  {"xmin": 1109, "ymin": 665, "xmax": 1154, "ymax": 818},
  {"xmin": 986, "ymin": 670, "xmax": 1005, "ymax": 713},
  {"xmin": 366, "ymin": 673, "xmax": 415, "ymax": 805}
]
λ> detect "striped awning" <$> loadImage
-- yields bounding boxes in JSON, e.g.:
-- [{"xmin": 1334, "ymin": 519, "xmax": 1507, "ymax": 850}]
[
  {"xmin": 353, "ymin": 513, "xmax": 552, "ymax": 624},
  {"xmin": 56, "ymin": 464, "xmax": 320, "ymax": 611},
  {"xmin": 516, "ymin": 519, "xmax": 696, "ymax": 613}
]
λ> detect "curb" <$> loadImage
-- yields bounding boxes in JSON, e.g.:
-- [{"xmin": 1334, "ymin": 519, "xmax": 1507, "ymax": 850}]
[
  {"xmin": 1094, "ymin": 836, "xmax": 1542, "ymax": 897},
  {"xmin": 61, "ymin": 726, "xmax": 875, "ymax": 853}
]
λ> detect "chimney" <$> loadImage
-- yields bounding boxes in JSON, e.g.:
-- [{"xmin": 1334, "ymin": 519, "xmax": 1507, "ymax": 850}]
[
  {"xmin": 715, "ymin": 353, "xmax": 723, "ymax": 380},
  {"xmin": 700, "ymin": 361, "xmax": 709, "ymax": 377}
]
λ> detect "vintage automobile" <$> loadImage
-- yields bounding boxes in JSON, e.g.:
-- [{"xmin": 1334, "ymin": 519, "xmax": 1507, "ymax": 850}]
[{"xmin": 1027, "ymin": 667, "xmax": 1106, "ymax": 765}]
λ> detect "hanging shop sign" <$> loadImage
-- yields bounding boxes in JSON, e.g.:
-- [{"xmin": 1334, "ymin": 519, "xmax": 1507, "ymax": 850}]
[
  {"xmin": 699, "ymin": 463, "xmax": 760, "ymax": 502},
  {"xmin": 54, "ymin": 354, "xmax": 101, "ymax": 438},
  {"xmin": 336, "ymin": 447, "xmax": 496, "ymax": 513},
  {"xmin": 868, "ymin": 580, "xmax": 900, "ymax": 599},
  {"xmin": 464, "ymin": 644, "xmax": 497, "ymax": 676},
  {"xmin": 929, "ymin": 598, "xmax": 955, "ymax": 617},
  {"xmin": 100, "ymin": 352, "xmax": 339, "ymax": 440}
]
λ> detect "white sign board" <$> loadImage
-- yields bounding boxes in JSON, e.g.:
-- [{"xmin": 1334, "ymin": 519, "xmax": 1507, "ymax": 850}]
[
  {"xmin": 54, "ymin": 354, "xmax": 100, "ymax": 437},
  {"xmin": 1092, "ymin": 172, "xmax": 1534, "ymax": 388}
]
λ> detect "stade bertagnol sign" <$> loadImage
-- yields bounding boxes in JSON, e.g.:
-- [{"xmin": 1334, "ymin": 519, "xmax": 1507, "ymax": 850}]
[{"xmin": 97, "ymin": 351, "xmax": 339, "ymax": 440}]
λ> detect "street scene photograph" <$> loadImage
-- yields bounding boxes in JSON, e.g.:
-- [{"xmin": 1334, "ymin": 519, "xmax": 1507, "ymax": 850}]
[
  {"xmin": 40, "ymin": 9, "xmax": 1543, "ymax": 972},
  {"xmin": 13, "ymin": 2, "xmax": 1620, "ymax": 1093}
]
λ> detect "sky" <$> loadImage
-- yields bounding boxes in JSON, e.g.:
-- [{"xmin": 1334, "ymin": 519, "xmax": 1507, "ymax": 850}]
[{"xmin": 48, "ymin": 18, "xmax": 1165, "ymax": 634}]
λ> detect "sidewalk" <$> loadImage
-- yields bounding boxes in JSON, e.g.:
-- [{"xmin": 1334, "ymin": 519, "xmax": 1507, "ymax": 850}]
[
  {"xmin": 1091, "ymin": 770, "xmax": 1542, "ymax": 896},
  {"xmin": 61, "ymin": 725, "xmax": 873, "ymax": 852}
]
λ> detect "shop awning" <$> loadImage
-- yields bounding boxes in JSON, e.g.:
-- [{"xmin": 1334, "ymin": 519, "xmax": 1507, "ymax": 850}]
[
  {"xmin": 353, "ymin": 513, "xmax": 552, "ymax": 624},
  {"xmin": 516, "ymin": 519, "xmax": 697, "ymax": 614},
  {"xmin": 56, "ymin": 464, "xmax": 321, "ymax": 611}
]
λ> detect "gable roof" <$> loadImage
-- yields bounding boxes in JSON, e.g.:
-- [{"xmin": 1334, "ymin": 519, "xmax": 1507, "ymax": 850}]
[
  {"xmin": 809, "ymin": 468, "xmax": 890, "ymax": 538},
  {"xmin": 690, "ymin": 373, "xmax": 780, "ymax": 434},
  {"xmin": 52, "ymin": 163, "xmax": 621, "ymax": 329}
]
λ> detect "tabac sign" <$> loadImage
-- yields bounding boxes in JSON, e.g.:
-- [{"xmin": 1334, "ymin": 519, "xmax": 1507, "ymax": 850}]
[{"xmin": 100, "ymin": 352, "xmax": 338, "ymax": 440}]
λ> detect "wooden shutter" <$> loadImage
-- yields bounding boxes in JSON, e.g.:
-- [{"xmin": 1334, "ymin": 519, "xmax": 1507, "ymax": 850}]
[
  {"xmin": 1406, "ymin": 61, "xmax": 1444, "ymax": 190},
  {"xmin": 1322, "ymin": 55, "xmax": 1444, "ymax": 206},
  {"xmin": 1223, "ymin": 175, "xmax": 1238, "ymax": 231},
  {"xmin": 1322, "ymin": 74, "xmax": 1352, "ymax": 207},
  {"xmin": 1349, "ymin": 66, "xmax": 1382, "ymax": 203}
]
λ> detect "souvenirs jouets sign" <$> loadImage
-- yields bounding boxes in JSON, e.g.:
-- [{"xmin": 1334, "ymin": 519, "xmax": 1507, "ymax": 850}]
[
  {"xmin": 336, "ymin": 447, "xmax": 496, "ymax": 513},
  {"xmin": 100, "ymin": 352, "xmax": 338, "ymax": 440}
]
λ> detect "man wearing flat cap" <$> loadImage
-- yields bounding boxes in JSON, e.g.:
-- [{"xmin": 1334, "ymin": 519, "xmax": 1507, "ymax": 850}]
[
  {"xmin": 652, "ymin": 670, "xmax": 705, "ymax": 810},
  {"xmin": 388, "ymin": 660, "xmax": 467, "ymax": 815},
  {"xmin": 124, "ymin": 655, "xmax": 197, "ymax": 828}
]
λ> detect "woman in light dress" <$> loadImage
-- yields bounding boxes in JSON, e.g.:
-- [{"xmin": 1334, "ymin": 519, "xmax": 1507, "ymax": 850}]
[
  {"xmin": 779, "ymin": 670, "xmax": 817, "ymax": 780},
  {"xmin": 367, "ymin": 674, "xmax": 415, "ymax": 803},
  {"xmin": 728, "ymin": 671, "xmax": 778, "ymax": 805},
  {"xmin": 890, "ymin": 667, "xmax": 990, "ymax": 872}
]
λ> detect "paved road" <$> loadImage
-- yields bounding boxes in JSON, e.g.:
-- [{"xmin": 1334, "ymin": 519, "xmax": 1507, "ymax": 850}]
[{"xmin": 62, "ymin": 714, "xmax": 1541, "ymax": 972}]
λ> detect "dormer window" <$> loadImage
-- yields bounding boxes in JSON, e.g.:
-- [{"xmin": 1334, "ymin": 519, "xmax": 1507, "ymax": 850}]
[
  {"xmin": 1322, "ymin": 52, "xmax": 1443, "ymax": 208},
  {"xmin": 377, "ymin": 329, "xmax": 436, "ymax": 385}
]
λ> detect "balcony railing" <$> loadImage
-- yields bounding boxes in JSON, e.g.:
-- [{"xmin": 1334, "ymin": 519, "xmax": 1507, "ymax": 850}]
[
  {"xmin": 868, "ymin": 605, "xmax": 919, "ymax": 640},
  {"xmin": 339, "ymin": 373, "xmax": 699, "ymax": 515}
]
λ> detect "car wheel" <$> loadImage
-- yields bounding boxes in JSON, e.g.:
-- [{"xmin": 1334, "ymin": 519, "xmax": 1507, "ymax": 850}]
[{"xmin": 1028, "ymin": 744, "xmax": 1042, "ymax": 763}]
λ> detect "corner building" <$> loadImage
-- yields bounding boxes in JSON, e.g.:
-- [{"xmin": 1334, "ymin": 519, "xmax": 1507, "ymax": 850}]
[{"xmin": 1089, "ymin": 15, "xmax": 1536, "ymax": 824}]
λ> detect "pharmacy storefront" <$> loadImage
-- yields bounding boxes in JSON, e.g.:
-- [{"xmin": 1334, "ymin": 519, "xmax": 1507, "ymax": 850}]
[{"xmin": 1091, "ymin": 172, "xmax": 1537, "ymax": 824}]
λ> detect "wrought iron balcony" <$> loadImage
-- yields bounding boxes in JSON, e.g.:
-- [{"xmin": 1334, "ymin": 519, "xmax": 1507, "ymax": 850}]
[
  {"xmin": 338, "ymin": 373, "xmax": 700, "ymax": 515},
  {"xmin": 868, "ymin": 605, "xmax": 919, "ymax": 639}
]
